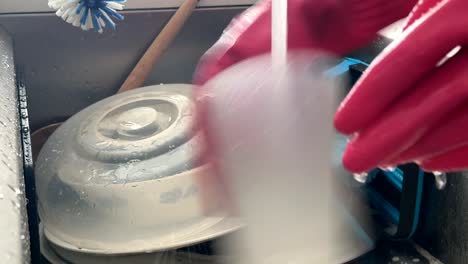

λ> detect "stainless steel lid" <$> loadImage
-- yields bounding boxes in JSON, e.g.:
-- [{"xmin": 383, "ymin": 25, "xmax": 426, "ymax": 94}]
[{"xmin": 35, "ymin": 84, "xmax": 242, "ymax": 255}]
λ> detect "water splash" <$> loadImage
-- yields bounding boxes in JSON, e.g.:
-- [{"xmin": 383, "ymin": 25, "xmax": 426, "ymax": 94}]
[
  {"xmin": 353, "ymin": 172, "xmax": 368, "ymax": 183},
  {"xmin": 380, "ymin": 166, "xmax": 396, "ymax": 172},
  {"xmin": 433, "ymin": 171, "xmax": 447, "ymax": 190}
]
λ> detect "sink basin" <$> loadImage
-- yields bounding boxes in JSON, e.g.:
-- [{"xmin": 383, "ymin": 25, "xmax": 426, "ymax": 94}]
[{"xmin": 0, "ymin": 4, "xmax": 451, "ymax": 264}]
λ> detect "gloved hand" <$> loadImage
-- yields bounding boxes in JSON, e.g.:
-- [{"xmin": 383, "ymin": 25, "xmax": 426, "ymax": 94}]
[
  {"xmin": 193, "ymin": 0, "xmax": 416, "ymax": 85},
  {"xmin": 193, "ymin": 0, "xmax": 416, "ymax": 211},
  {"xmin": 334, "ymin": 0, "xmax": 468, "ymax": 173}
]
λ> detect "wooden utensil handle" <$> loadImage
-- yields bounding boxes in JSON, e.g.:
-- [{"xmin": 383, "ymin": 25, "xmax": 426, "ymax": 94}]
[{"xmin": 117, "ymin": 0, "xmax": 199, "ymax": 94}]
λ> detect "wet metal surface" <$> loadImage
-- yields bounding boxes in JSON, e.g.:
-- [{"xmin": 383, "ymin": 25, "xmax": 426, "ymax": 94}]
[{"xmin": 0, "ymin": 26, "xmax": 30, "ymax": 263}]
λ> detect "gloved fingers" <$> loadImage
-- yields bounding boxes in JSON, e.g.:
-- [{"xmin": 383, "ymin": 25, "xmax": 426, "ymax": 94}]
[
  {"xmin": 193, "ymin": 0, "xmax": 271, "ymax": 85},
  {"xmin": 385, "ymin": 103, "xmax": 468, "ymax": 165},
  {"xmin": 403, "ymin": 0, "xmax": 443, "ymax": 30},
  {"xmin": 335, "ymin": 0, "xmax": 468, "ymax": 135},
  {"xmin": 194, "ymin": 0, "xmax": 417, "ymax": 85},
  {"xmin": 342, "ymin": 49, "xmax": 468, "ymax": 173},
  {"xmin": 347, "ymin": 0, "xmax": 415, "ymax": 31},
  {"xmin": 303, "ymin": 0, "xmax": 417, "ymax": 53},
  {"xmin": 193, "ymin": 0, "xmax": 319, "ymax": 85},
  {"xmin": 419, "ymin": 145, "xmax": 468, "ymax": 172}
]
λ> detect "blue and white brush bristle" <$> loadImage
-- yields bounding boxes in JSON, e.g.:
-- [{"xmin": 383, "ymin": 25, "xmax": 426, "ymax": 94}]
[{"xmin": 48, "ymin": 0, "xmax": 126, "ymax": 33}]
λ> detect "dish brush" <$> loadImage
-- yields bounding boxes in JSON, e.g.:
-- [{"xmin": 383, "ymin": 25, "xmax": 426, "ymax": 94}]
[{"xmin": 48, "ymin": 0, "xmax": 126, "ymax": 33}]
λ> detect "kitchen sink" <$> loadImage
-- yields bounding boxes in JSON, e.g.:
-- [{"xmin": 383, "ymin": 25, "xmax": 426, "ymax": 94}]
[{"xmin": 0, "ymin": 4, "xmax": 455, "ymax": 264}]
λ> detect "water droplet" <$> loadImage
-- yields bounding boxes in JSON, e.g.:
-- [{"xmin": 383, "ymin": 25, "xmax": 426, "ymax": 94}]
[
  {"xmin": 433, "ymin": 171, "xmax": 447, "ymax": 190},
  {"xmin": 392, "ymin": 256, "xmax": 400, "ymax": 262},
  {"xmin": 412, "ymin": 258, "xmax": 420, "ymax": 263},
  {"xmin": 380, "ymin": 166, "xmax": 396, "ymax": 172},
  {"xmin": 12, "ymin": 201, "xmax": 20, "ymax": 209},
  {"xmin": 347, "ymin": 133, "xmax": 358, "ymax": 142},
  {"xmin": 20, "ymin": 235, "xmax": 25, "ymax": 240},
  {"xmin": 353, "ymin": 172, "xmax": 368, "ymax": 183}
]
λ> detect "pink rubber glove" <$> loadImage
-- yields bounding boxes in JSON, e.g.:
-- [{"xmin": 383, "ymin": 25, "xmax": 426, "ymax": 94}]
[
  {"xmin": 193, "ymin": 0, "xmax": 417, "ymax": 85},
  {"xmin": 334, "ymin": 0, "xmax": 468, "ymax": 173},
  {"xmin": 193, "ymin": 0, "xmax": 416, "ymax": 212}
]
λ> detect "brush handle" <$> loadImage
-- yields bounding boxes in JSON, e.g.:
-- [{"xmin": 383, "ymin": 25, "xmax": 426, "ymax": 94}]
[{"xmin": 117, "ymin": 0, "xmax": 199, "ymax": 94}]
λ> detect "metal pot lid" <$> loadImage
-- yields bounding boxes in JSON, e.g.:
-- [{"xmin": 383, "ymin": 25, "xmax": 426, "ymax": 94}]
[
  {"xmin": 35, "ymin": 84, "xmax": 241, "ymax": 254},
  {"xmin": 37, "ymin": 84, "xmax": 199, "ymax": 186},
  {"xmin": 76, "ymin": 86, "xmax": 193, "ymax": 164}
]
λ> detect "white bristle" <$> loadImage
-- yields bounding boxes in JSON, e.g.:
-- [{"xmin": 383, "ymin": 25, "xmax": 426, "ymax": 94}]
[
  {"xmin": 56, "ymin": 9, "xmax": 65, "ymax": 17},
  {"xmin": 49, "ymin": 0, "xmax": 126, "ymax": 32},
  {"xmin": 50, "ymin": 0, "xmax": 76, "ymax": 10},
  {"xmin": 100, "ymin": 9, "xmax": 115, "ymax": 28},
  {"xmin": 61, "ymin": 12, "xmax": 70, "ymax": 21},
  {"xmin": 60, "ymin": 5, "xmax": 76, "ymax": 21},
  {"xmin": 65, "ymin": 15, "xmax": 74, "ymax": 24},
  {"xmin": 67, "ymin": 6, "xmax": 78, "ymax": 19},
  {"xmin": 98, "ymin": 18, "xmax": 106, "ymax": 28},
  {"xmin": 83, "ymin": 11, "xmax": 93, "ymax": 30},
  {"xmin": 106, "ymin": 2, "xmax": 124, "ymax": 10},
  {"xmin": 65, "ymin": 9, "xmax": 77, "ymax": 23},
  {"xmin": 72, "ymin": 17, "xmax": 81, "ymax": 27},
  {"xmin": 61, "ymin": 1, "xmax": 78, "ymax": 11}
]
